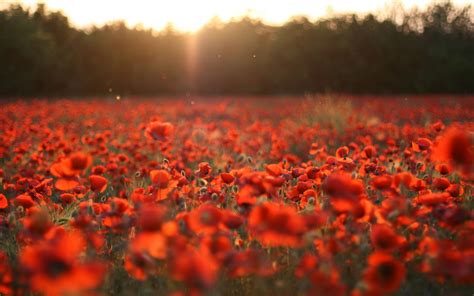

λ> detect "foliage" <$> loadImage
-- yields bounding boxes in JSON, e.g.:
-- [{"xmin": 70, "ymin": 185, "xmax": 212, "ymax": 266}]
[{"xmin": 0, "ymin": 1, "xmax": 473, "ymax": 96}]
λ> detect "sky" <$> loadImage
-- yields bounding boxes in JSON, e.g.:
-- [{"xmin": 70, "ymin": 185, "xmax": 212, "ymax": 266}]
[{"xmin": 3, "ymin": 0, "xmax": 473, "ymax": 31}]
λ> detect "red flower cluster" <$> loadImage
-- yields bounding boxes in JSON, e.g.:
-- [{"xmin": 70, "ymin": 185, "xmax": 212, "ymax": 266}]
[{"xmin": 0, "ymin": 96, "xmax": 472, "ymax": 295}]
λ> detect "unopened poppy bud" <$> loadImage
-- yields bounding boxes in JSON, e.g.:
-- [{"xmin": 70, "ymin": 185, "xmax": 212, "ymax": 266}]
[
  {"xmin": 8, "ymin": 213, "xmax": 15, "ymax": 225},
  {"xmin": 308, "ymin": 197, "xmax": 315, "ymax": 205},
  {"xmin": 197, "ymin": 178, "xmax": 207, "ymax": 186},
  {"xmin": 387, "ymin": 210, "xmax": 399, "ymax": 220}
]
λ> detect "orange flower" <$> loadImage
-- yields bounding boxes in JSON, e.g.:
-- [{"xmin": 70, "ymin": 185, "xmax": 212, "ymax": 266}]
[
  {"xmin": 150, "ymin": 169, "xmax": 170, "ymax": 189},
  {"xmin": 322, "ymin": 173, "xmax": 364, "ymax": 214},
  {"xmin": 200, "ymin": 234, "xmax": 233, "ymax": 261},
  {"xmin": 416, "ymin": 137, "xmax": 432, "ymax": 151},
  {"xmin": 14, "ymin": 194, "xmax": 35, "ymax": 208},
  {"xmin": 20, "ymin": 233, "xmax": 106, "ymax": 296},
  {"xmin": 89, "ymin": 174, "xmax": 107, "ymax": 192},
  {"xmin": 221, "ymin": 210, "xmax": 244, "ymax": 229},
  {"xmin": 60, "ymin": 193, "xmax": 76, "ymax": 204},
  {"xmin": 220, "ymin": 172, "xmax": 235, "ymax": 184},
  {"xmin": 432, "ymin": 177, "xmax": 450, "ymax": 190},
  {"xmin": 295, "ymin": 253, "xmax": 318, "ymax": 278},
  {"xmin": 432, "ymin": 127, "xmax": 473, "ymax": 178},
  {"xmin": 0, "ymin": 252, "xmax": 12, "ymax": 295},
  {"xmin": 125, "ymin": 251, "xmax": 155, "ymax": 281},
  {"xmin": 0, "ymin": 194, "xmax": 8, "ymax": 209},
  {"xmin": 129, "ymin": 232, "xmax": 167, "ymax": 259},
  {"xmin": 145, "ymin": 121, "xmax": 174, "ymax": 141},
  {"xmin": 336, "ymin": 146, "xmax": 349, "ymax": 158},
  {"xmin": 265, "ymin": 164, "xmax": 282, "ymax": 177},
  {"xmin": 51, "ymin": 152, "xmax": 91, "ymax": 191},
  {"xmin": 247, "ymin": 202, "xmax": 306, "ymax": 247},
  {"xmin": 23, "ymin": 209, "xmax": 53, "ymax": 237},
  {"xmin": 372, "ymin": 175, "xmax": 392, "ymax": 190},
  {"xmin": 169, "ymin": 249, "xmax": 218, "ymax": 291},
  {"xmin": 195, "ymin": 162, "xmax": 212, "ymax": 178},
  {"xmin": 308, "ymin": 269, "xmax": 346, "ymax": 296},
  {"xmin": 371, "ymin": 224, "xmax": 403, "ymax": 252},
  {"xmin": 417, "ymin": 192, "xmax": 450, "ymax": 206},
  {"xmin": 137, "ymin": 204, "xmax": 166, "ymax": 232},
  {"xmin": 187, "ymin": 204, "xmax": 223, "ymax": 234},
  {"xmin": 68, "ymin": 152, "xmax": 92, "ymax": 172},
  {"xmin": 363, "ymin": 252, "xmax": 406, "ymax": 293},
  {"xmin": 54, "ymin": 178, "xmax": 80, "ymax": 191}
]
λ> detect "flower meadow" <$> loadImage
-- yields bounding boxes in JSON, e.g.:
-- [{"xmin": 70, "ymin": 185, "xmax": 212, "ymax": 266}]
[{"xmin": 0, "ymin": 96, "xmax": 473, "ymax": 296}]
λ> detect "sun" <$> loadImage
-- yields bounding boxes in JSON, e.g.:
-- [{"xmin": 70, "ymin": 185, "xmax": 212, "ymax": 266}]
[
  {"xmin": 13, "ymin": 0, "xmax": 472, "ymax": 32},
  {"xmin": 17, "ymin": 0, "xmax": 323, "ymax": 32},
  {"xmin": 37, "ymin": 0, "xmax": 242, "ymax": 32}
]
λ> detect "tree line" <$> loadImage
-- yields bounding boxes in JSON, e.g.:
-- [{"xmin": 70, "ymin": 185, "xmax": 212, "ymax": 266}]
[{"xmin": 0, "ymin": 2, "xmax": 473, "ymax": 96}]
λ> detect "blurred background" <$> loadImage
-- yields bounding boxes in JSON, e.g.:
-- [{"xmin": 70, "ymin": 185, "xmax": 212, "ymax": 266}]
[{"xmin": 0, "ymin": 0, "xmax": 473, "ymax": 96}]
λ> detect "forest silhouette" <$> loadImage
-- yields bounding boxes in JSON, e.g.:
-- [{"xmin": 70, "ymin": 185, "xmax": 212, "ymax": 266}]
[{"xmin": 0, "ymin": 1, "xmax": 473, "ymax": 96}]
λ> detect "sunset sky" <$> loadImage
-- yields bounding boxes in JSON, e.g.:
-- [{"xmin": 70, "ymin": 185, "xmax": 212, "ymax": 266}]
[{"xmin": 4, "ymin": 0, "xmax": 473, "ymax": 31}]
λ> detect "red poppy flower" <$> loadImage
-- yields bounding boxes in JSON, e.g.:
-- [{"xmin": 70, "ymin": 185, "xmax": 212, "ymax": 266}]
[
  {"xmin": 322, "ymin": 173, "xmax": 364, "ymax": 213},
  {"xmin": 372, "ymin": 175, "xmax": 393, "ymax": 190},
  {"xmin": 23, "ymin": 209, "xmax": 53, "ymax": 236},
  {"xmin": 68, "ymin": 152, "xmax": 92, "ymax": 172},
  {"xmin": 195, "ymin": 162, "xmax": 212, "ymax": 178},
  {"xmin": 137, "ymin": 204, "xmax": 166, "ymax": 232},
  {"xmin": 0, "ymin": 194, "xmax": 8, "ymax": 209},
  {"xmin": 60, "ymin": 193, "xmax": 76, "ymax": 204},
  {"xmin": 0, "ymin": 252, "xmax": 12, "ymax": 295},
  {"xmin": 295, "ymin": 253, "xmax": 318, "ymax": 278},
  {"xmin": 145, "ymin": 121, "xmax": 174, "ymax": 141},
  {"xmin": 169, "ymin": 250, "xmax": 218, "ymax": 291},
  {"xmin": 417, "ymin": 192, "xmax": 450, "ymax": 206},
  {"xmin": 363, "ymin": 252, "xmax": 406, "ymax": 293},
  {"xmin": 129, "ymin": 232, "xmax": 167, "ymax": 259},
  {"xmin": 247, "ymin": 202, "xmax": 306, "ymax": 247},
  {"xmin": 125, "ymin": 251, "xmax": 155, "ymax": 281},
  {"xmin": 200, "ymin": 234, "xmax": 233, "ymax": 261},
  {"xmin": 150, "ymin": 169, "xmax": 170, "ymax": 189},
  {"xmin": 432, "ymin": 177, "xmax": 450, "ymax": 191},
  {"xmin": 89, "ymin": 174, "xmax": 108, "ymax": 192},
  {"xmin": 54, "ymin": 178, "xmax": 80, "ymax": 191},
  {"xmin": 336, "ymin": 146, "xmax": 349, "ymax": 158},
  {"xmin": 432, "ymin": 127, "xmax": 473, "ymax": 178},
  {"xmin": 187, "ymin": 204, "xmax": 223, "ymax": 234},
  {"xmin": 20, "ymin": 233, "xmax": 106, "ymax": 296},
  {"xmin": 220, "ymin": 172, "xmax": 235, "ymax": 184},
  {"xmin": 265, "ymin": 164, "xmax": 282, "ymax": 176},
  {"xmin": 308, "ymin": 269, "xmax": 346, "ymax": 296},
  {"xmin": 362, "ymin": 145, "xmax": 376, "ymax": 158},
  {"xmin": 371, "ymin": 224, "xmax": 403, "ymax": 252},
  {"xmin": 417, "ymin": 138, "xmax": 432, "ymax": 151},
  {"xmin": 14, "ymin": 194, "xmax": 35, "ymax": 208}
]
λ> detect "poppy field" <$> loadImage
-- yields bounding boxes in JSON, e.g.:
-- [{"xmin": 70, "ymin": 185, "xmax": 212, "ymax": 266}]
[{"xmin": 0, "ymin": 96, "xmax": 473, "ymax": 296}]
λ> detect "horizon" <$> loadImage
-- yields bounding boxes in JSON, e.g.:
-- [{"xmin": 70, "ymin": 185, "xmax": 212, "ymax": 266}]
[{"xmin": 2, "ymin": 0, "xmax": 472, "ymax": 32}]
